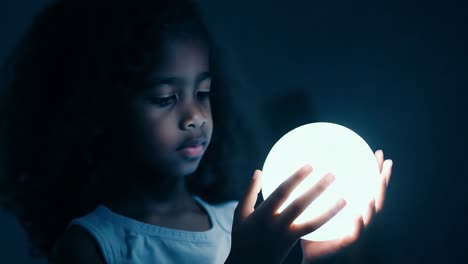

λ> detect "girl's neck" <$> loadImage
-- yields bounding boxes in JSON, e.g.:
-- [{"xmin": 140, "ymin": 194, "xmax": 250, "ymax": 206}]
[
  {"xmin": 119, "ymin": 177, "xmax": 196, "ymax": 214},
  {"xmin": 104, "ymin": 174, "xmax": 211, "ymax": 231},
  {"xmin": 101, "ymin": 162, "xmax": 200, "ymax": 219},
  {"xmin": 92, "ymin": 146, "xmax": 211, "ymax": 231}
]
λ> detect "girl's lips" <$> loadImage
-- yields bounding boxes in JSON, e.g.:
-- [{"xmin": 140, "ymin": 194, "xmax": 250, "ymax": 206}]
[{"xmin": 179, "ymin": 144, "xmax": 204, "ymax": 158}]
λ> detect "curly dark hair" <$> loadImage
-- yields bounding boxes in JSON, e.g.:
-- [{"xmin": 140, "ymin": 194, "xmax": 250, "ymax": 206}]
[{"xmin": 0, "ymin": 0, "xmax": 258, "ymax": 258}]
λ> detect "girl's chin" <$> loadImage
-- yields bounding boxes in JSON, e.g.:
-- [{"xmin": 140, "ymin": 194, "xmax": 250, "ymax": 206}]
[
  {"xmin": 180, "ymin": 162, "xmax": 202, "ymax": 177},
  {"xmin": 155, "ymin": 160, "xmax": 201, "ymax": 179},
  {"xmin": 138, "ymin": 153, "xmax": 205, "ymax": 179}
]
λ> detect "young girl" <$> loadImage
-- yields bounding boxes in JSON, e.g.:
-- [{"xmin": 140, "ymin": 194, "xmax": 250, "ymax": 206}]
[{"xmin": 1, "ymin": 0, "xmax": 392, "ymax": 263}]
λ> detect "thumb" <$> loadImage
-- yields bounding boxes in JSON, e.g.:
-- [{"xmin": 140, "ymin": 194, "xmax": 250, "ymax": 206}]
[{"xmin": 235, "ymin": 170, "xmax": 262, "ymax": 224}]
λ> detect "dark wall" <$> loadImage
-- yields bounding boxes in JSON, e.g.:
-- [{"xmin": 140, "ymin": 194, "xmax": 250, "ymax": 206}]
[
  {"xmin": 200, "ymin": 1, "xmax": 468, "ymax": 262},
  {"xmin": 1, "ymin": 0, "xmax": 467, "ymax": 263}
]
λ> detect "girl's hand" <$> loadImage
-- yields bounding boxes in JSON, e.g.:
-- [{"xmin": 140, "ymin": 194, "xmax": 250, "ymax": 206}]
[
  {"xmin": 300, "ymin": 150, "xmax": 393, "ymax": 263},
  {"xmin": 226, "ymin": 165, "xmax": 347, "ymax": 264}
]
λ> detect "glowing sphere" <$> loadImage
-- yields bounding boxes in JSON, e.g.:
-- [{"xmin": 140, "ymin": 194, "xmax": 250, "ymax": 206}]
[{"xmin": 261, "ymin": 122, "xmax": 380, "ymax": 241}]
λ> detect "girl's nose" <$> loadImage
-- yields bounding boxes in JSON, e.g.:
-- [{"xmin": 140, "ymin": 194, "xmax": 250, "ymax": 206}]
[{"xmin": 180, "ymin": 105, "xmax": 207, "ymax": 130}]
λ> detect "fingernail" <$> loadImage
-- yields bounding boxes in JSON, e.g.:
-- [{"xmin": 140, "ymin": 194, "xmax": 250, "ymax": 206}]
[
  {"xmin": 340, "ymin": 199, "xmax": 347, "ymax": 207},
  {"xmin": 300, "ymin": 165, "xmax": 313, "ymax": 176},
  {"xmin": 325, "ymin": 173, "xmax": 335, "ymax": 183},
  {"xmin": 384, "ymin": 159, "xmax": 393, "ymax": 167},
  {"xmin": 334, "ymin": 199, "xmax": 347, "ymax": 213},
  {"xmin": 252, "ymin": 170, "xmax": 260, "ymax": 179}
]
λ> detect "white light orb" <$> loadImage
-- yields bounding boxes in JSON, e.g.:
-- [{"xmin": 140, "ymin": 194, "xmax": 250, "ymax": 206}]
[{"xmin": 261, "ymin": 122, "xmax": 380, "ymax": 241}]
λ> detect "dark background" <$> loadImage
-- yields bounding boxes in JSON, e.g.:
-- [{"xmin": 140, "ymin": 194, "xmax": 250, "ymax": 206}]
[{"xmin": 1, "ymin": 0, "xmax": 467, "ymax": 263}]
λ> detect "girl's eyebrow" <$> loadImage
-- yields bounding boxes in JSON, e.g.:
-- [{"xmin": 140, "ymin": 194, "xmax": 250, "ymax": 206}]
[
  {"xmin": 150, "ymin": 77, "xmax": 180, "ymax": 86},
  {"xmin": 148, "ymin": 71, "xmax": 212, "ymax": 87},
  {"xmin": 196, "ymin": 71, "xmax": 212, "ymax": 84}
]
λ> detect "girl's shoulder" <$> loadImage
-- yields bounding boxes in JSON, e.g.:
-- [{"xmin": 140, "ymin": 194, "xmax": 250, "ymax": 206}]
[
  {"xmin": 53, "ymin": 200, "xmax": 238, "ymax": 262},
  {"xmin": 195, "ymin": 197, "xmax": 238, "ymax": 233}
]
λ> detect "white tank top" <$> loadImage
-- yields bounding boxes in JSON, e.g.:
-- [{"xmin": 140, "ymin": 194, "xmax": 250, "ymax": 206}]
[{"xmin": 70, "ymin": 197, "xmax": 238, "ymax": 264}]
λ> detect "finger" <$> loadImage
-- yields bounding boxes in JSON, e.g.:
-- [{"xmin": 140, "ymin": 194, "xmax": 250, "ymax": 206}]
[
  {"xmin": 279, "ymin": 173, "xmax": 335, "ymax": 225},
  {"xmin": 300, "ymin": 216, "xmax": 364, "ymax": 261},
  {"xmin": 341, "ymin": 215, "xmax": 365, "ymax": 245},
  {"xmin": 262, "ymin": 165, "xmax": 313, "ymax": 214},
  {"xmin": 376, "ymin": 159, "xmax": 393, "ymax": 212},
  {"xmin": 235, "ymin": 170, "xmax": 262, "ymax": 223},
  {"xmin": 383, "ymin": 159, "xmax": 393, "ymax": 186},
  {"xmin": 363, "ymin": 199, "xmax": 376, "ymax": 227},
  {"xmin": 301, "ymin": 239, "xmax": 343, "ymax": 262},
  {"xmin": 291, "ymin": 199, "xmax": 346, "ymax": 237},
  {"xmin": 375, "ymin": 149, "xmax": 384, "ymax": 173}
]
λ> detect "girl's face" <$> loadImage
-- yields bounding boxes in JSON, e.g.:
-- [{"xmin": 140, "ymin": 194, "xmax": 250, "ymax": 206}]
[{"xmin": 125, "ymin": 38, "xmax": 213, "ymax": 179}]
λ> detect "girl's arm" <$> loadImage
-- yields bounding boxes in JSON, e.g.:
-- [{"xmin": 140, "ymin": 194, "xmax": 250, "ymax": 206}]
[{"xmin": 50, "ymin": 226, "xmax": 105, "ymax": 264}]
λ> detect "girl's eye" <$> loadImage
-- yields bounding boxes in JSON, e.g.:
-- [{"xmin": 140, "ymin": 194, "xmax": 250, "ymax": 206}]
[
  {"xmin": 197, "ymin": 91, "xmax": 211, "ymax": 101},
  {"xmin": 148, "ymin": 95, "xmax": 177, "ymax": 107}
]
